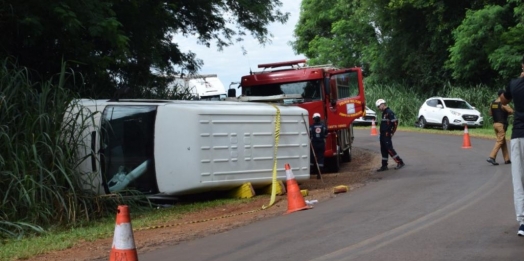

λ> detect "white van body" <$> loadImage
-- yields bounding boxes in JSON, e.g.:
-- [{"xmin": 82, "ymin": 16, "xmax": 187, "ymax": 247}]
[
  {"xmin": 171, "ymin": 74, "xmax": 227, "ymax": 101},
  {"xmin": 69, "ymin": 99, "xmax": 310, "ymax": 196}
]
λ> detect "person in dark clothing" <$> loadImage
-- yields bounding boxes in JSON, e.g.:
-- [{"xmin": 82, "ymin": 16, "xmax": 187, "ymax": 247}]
[
  {"xmin": 487, "ymin": 89, "xmax": 513, "ymax": 165},
  {"xmin": 500, "ymin": 55, "xmax": 524, "ymax": 236},
  {"xmin": 310, "ymin": 112, "xmax": 327, "ymax": 171},
  {"xmin": 375, "ymin": 99, "xmax": 405, "ymax": 171}
]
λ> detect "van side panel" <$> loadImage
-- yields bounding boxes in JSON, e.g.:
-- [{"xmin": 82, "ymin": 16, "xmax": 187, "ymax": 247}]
[{"xmin": 154, "ymin": 101, "xmax": 309, "ymax": 195}]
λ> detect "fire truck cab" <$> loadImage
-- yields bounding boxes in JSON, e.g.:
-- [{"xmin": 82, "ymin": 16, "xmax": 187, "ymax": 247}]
[{"xmin": 235, "ymin": 59, "xmax": 366, "ymax": 172}]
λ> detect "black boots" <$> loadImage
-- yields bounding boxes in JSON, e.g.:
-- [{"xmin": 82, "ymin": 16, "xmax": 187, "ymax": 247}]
[
  {"xmin": 377, "ymin": 162, "xmax": 405, "ymax": 172},
  {"xmin": 376, "ymin": 166, "xmax": 388, "ymax": 172},
  {"xmin": 394, "ymin": 162, "xmax": 405, "ymax": 170}
]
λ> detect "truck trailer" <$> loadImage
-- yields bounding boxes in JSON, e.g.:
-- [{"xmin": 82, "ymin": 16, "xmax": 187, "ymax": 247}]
[
  {"xmin": 170, "ymin": 74, "xmax": 227, "ymax": 101},
  {"xmin": 70, "ymin": 99, "xmax": 310, "ymax": 197}
]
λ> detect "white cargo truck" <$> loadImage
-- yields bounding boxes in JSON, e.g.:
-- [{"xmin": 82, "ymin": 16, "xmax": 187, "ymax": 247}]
[
  {"xmin": 69, "ymin": 99, "xmax": 310, "ymax": 196},
  {"xmin": 171, "ymin": 74, "xmax": 227, "ymax": 101}
]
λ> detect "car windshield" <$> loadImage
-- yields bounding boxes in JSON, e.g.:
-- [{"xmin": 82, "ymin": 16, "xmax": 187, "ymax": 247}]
[
  {"xmin": 444, "ymin": 100, "xmax": 473, "ymax": 109},
  {"xmin": 243, "ymin": 80, "xmax": 322, "ymax": 100}
]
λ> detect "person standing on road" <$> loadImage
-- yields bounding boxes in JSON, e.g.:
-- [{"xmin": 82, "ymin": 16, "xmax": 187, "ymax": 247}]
[
  {"xmin": 310, "ymin": 112, "xmax": 327, "ymax": 171},
  {"xmin": 499, "ymin": 55, "xmax": 524, "ymax": 236},
  {"xmin": 376, "ymin": 99, "xmax": 405, "ymax": 172},
  {"xmin": 487, "ymin": 89, "xmax": 513, "ymax": 165}
]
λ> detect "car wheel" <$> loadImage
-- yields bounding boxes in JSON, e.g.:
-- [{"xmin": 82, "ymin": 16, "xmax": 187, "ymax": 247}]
[
  {"xmin": 418, "ymin": 116, "xmax": 427, "ymax": 129},
  {"xmin": 442, "ymin": 117, "xmax": 450, "ymax": 130}
]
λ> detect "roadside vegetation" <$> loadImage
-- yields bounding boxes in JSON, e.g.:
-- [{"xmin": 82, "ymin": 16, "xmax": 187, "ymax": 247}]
[
  {"xmin": 1, "ymin": 196, "xmax": 247, "ymax": 261},
  {"xmin": 0, "ymin": 60, "xmax": 153, "ymax": 240}
]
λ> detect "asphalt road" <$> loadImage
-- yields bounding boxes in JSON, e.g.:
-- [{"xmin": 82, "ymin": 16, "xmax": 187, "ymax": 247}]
[{"xmin": 139, "ymin": 129, "xmax": 523, "ymax": 261}]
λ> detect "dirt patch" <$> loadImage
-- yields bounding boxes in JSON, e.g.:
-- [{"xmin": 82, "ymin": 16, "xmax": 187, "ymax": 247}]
[{"xmin": 20, "ymin": 147, "xmax": 381, "ymax": 261}]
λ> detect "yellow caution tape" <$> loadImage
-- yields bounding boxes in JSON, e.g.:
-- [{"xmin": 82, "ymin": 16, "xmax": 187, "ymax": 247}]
[{"xmin": 262, "ymin": 104, "xmax": 281, "ymax": 210}]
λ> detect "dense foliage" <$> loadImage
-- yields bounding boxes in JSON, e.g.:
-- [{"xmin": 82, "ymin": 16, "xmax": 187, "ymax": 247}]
[
  {"xmin": 293, "ymin": 0, "xmax": 524, "ymax": 91},
  {"xmin": 0, "ymin": 0, "xmax": 289, "ymax": 98}
]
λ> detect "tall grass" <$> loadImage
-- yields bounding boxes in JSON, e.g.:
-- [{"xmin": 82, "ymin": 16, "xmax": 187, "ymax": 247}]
[
  {"xmin": 0, "ymin": 60, "xmax": 148, "ymax": 240},
  {"xmin": 364, "ymin": 81, "xmax": 501, "ymax": 128}
]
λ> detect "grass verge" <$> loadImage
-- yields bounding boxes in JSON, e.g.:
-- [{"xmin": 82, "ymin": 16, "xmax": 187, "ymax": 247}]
[{"xmin": 0, "ymin": 198, "xmax": 251, "ymax": 261}]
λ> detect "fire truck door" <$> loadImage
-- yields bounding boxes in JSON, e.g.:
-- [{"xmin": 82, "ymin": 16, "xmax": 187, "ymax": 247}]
[{"xmin": 324, "ymin": 69, "xmax": 365, "ymax": 130}]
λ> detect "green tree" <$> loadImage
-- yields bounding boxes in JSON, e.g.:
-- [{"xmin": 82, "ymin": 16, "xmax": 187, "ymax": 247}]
[
  {"xmin": 292, "ymin": 0, "xmax": 377, "ymax": 71},
  {"xmin": 448, "ymin": 2, "xmax": 524, "ymax": 84},
  {"xmin": 356, "ymin": 0, "xmax": 497, "ymax": 89},
  {"xmin": 0, "ymin": 0, "xmax": 289, "ymax": 98},
  {"xmin": 292, "ymin": 0, "xmax": 517, "ymax": 90}
]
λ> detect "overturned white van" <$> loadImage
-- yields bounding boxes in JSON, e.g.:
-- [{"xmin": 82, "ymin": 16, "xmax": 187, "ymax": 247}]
[
  {"xmin": 71, "ymin": 99, "xmax": 310, "ymax": 197},
  {"xmin": 171, "ymin": 74, "xmax": 227, "ymax": 101}
]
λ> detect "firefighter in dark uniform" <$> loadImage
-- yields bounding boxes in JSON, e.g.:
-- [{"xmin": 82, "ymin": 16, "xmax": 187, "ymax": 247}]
[
  {"xmin": 376, "ymin": 99, "xmax": 405, "ymax": 171},
  {"xmin": 310, "ymin": 112, "xmax": 327, "ymax": 171},
  {"xmin": 487, "ymin": 89, "xmax": 514, "ymax": 165}
]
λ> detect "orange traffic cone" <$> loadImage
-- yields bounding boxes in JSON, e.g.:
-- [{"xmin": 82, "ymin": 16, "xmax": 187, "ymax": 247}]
[
  {"xmin": 462, "ymin": 125, "xmax": 472, "ymax": 149},
  {"xmin": 370, "ymin": 119, "xmax": 378, "ymax": 136},
  {"xmin": 284, "ymin": 163, "xmax": 312, "ymax": 214},
  {"xmin": 110, "ymin": 205, "xmax": 138, "ymax": 261}
]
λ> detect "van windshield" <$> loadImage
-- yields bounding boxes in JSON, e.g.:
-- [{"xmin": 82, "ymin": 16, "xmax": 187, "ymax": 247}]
[{"xmin": 100, "ymin": 105, "xmax": 158, "ymax": 194}]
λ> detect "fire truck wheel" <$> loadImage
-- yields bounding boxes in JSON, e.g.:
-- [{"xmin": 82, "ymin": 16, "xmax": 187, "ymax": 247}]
[
  {"xmin": 342, "ymin": 149, "xmax": 351, "ymax": 162},
  {"xmin": 326, "ymin": 151, "xmax": 340, "ymax": 173}
]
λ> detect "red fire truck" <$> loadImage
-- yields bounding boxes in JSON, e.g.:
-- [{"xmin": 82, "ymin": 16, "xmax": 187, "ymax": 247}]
[{"xmin": 231, "ymin": 59, "xmax": 366, "ymax": 172}]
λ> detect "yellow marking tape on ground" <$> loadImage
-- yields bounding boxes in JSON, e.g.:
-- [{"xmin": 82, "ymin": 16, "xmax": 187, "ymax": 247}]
[{"xmin": 134, "ymin": 209, "xmax": 262, "ymax": 232}]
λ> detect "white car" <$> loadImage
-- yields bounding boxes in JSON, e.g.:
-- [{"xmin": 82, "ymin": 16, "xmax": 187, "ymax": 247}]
[
  {"xmin": 354, "ymin": 106, "xmax": 377, "ymax": 125},
  {"xmin": 417, "ymin": 97, "xmax": 483, "ymax": 130}
]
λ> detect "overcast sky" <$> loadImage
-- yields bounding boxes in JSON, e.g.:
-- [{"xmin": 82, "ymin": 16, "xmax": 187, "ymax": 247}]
[{"xmin": 174, "ymin": 0, "xmax": 305, "ymax": 94}]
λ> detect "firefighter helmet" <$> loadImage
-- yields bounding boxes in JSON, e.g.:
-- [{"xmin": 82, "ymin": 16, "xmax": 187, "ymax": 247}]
[
  {"xmin": 375, "ymin": 99, "xmax": 386, "ymax": 108},
  {"xmin": 313, "ymin": 113, "xmax": 321, "ymax": 118}
]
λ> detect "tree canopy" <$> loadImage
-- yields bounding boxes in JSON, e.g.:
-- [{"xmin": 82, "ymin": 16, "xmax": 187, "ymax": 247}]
[
  {"xmin": 0, "ymin": 0, "xmax": 289, "ymax": 98},
  {"xmin": 292, "ymin": 0, "xmax": 524, "ymax": 90}
]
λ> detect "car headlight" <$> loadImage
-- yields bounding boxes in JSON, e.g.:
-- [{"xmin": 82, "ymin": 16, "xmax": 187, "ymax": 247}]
[{"xmin": 450, "ymin": 110, "xmax": 461, "ymax": 116}]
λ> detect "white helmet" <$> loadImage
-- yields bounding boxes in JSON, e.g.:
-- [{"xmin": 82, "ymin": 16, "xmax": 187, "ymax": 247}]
[
  {"xmin": 375, "ymin": 99, "xmax": 386, "ymax": 108},
  {"xmin": 313, "ymin": 113, "xmax": 321, "ymax": 118}
]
